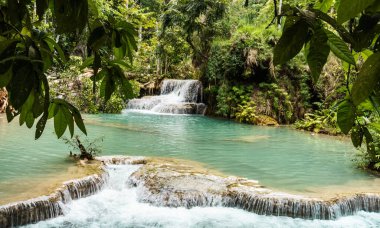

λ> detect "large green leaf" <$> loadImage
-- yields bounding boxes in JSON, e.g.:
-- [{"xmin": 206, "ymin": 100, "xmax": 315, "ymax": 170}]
[
  {"xmin": 54, "ymin": 105, "xmax": 67, "ymax": 139},
  {"xmin": 307, "ymin": 28, "xmax": 330, "ymax": 82},
  {"xmin": 363, "ymin": 127, "xmax": 375, "ymax": 153},
  {"xmin": 44, "ymin": 37, "xmax": 66, "ymax": 63},
  {"xmin": 325, "ymin": 30, "xmax": 355, "ymax": 65},
  {"xmin": 7, "ymin": 63, "xmax": 35, "ymax": 109},
  {"xmin": 25, "ymin": 112, "xmax": 35, "ymax": 128},
  {"xmin": 351, "ymin": 53, "xmax": 380, "ymax": 106},
  {"xmin": 337, "ymin": 0, "xmax": 375, "ymax": 24},
  {"xmin": 62, "ymin": 105, "xmax": 74, "ymax": 137},
  {"xmin": 337, "ymin": 100, "xmax": 356, "ymax": 134},
  {"xmin": 0, "ymin": 66, "xmax": 12, "ymax": 87},
  {"xmin": 273, "ymin": 20, "xmax": 309, "ymax": 65},
  {"xmin": 73, "ymin": 108, "xmax": 87, "ymax": 135}
]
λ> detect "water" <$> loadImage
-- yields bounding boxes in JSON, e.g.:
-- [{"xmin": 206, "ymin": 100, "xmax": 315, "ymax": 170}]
[
  {"xmin": 126, "ymin": 79, "xmax": 207, "ymax": 114},
  {"xmin": 0, "ymin": 112, "xmax": 378, "ymax": 197},
  {"xmin": 23, "ymin": 165, "xmax": 380, "ymax": 228}
]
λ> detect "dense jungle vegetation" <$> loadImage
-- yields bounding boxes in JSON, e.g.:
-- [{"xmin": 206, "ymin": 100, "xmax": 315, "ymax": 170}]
[{"xmin": 0, "ymin": 0, "xmax": 379, "ymax": 170}]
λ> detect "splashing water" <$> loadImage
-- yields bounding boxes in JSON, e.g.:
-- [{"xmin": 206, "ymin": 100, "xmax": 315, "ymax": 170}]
[
  {"xmin": 23, "ymin": 165, "xmax": 380, "ymax": 228},
  {"xmin": 126, "ymin": 80, "xmax": 206, "ymax": 114}
]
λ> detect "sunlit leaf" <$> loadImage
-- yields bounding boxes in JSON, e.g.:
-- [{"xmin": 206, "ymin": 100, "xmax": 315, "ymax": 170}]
[{"xmin": 325, "ymin": 29, "xmax": 355, "ymax": 65}]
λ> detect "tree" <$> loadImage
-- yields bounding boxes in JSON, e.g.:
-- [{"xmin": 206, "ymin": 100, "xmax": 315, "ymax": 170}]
[
  {"xmin": 272, "ymin": 0, "xmax": 380, "ymax": 162},
  {"xmin": 0, "ymin": 0, "xmax": 137, "ymax": 139},
  {"xmin": 161, "ymin": 0, "xmax": 227, "ymax": 74}
]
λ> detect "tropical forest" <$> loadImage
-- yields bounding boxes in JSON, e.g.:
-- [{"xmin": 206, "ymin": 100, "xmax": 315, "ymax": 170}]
[{"xmin": 0, "ymin": 0, "xmax": 380, "ymax": 227}]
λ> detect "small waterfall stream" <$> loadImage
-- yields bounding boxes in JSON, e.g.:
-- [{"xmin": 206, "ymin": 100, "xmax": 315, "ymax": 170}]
[{"xmin": 126, "ymin": 80, "xmax": 207, "ymax": 114}]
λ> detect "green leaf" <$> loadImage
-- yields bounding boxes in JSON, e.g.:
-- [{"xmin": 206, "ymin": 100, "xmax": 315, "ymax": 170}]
[
  {"xmin": 100, "ymin": 74, "xmax": 115, "ymax": 102},
  {"xmin": 113, "ymin": 30, "xmax": 122, "ymax": 48},
  {"xmin": 351, "ymin": 53, "xmax": 380, "ymax": 106},
  {"xmin": 0, "ymin": 65, "xmax": 12, "ymax": 87},
  {"xmin": 351, "ymin": 126, "xmax": 363, "ymax": 147},
  {"xmin": 19, "ymin": 107, "xmax": 27, "ymax": 126},
  {"xmin": 81, "ymin": 56, "xmax": 94, "ymax": 70},
  {"xmin": 325, "ymin": 30, "xmax": 355, "ymax": 65},
  {"xmin": 73, "ymin": 109, "xmax": 87, "ymax": 135},
  {"xmin": 273, "ymin": 20, "xmax": 309, "ymax": 65},
  {"xmin": 62, "ymin": 105, "xmax": 74, "ymax": 138},
  {"xmin": 363, "ymin": 127, "xmax": 375, "ymax": 152},
  {"xmin": 109, "ymin": 60, "xmax": 131, "ymax": 69},
  {"xmin": 44, "ymin": 37, "xmax": 66, "ymax": 63},
  {"xmin": 54, "ymin": 105, "xmax": 67, "ymax": 139},
  {"xmin": 32, "ymin": 92, "xmax": 44, "ymax": 118},
  {"xmin": 307, "ymin": 28, "xmax": 330, "ymax": 82},
  {"xmin": 7, "ymin": 63, "xmax": 36, "ymax": 109},
  {"xmin": 337, "ymin": 100, "xmax": 356, "ymax": 134},
  {"xmin": 48, "ymin": 102, "xmax": 57, "ymax": 119},
  {"xmin": 25, "ymin": 112, "xmax": 35, "ymax": 128},
  {"xmin": 6, "ymin": 106, "xmax": 16, "ymax": 122},
  {"xmin": 35, "ymin": 114, "xmax": 48, "ymax": 139},
  {"xmin": 370, "ymin": 122, "xmax": 380, "ymax": 132},
  {"xmin": 337, "ymin": 0, "xmax": 375, "ymax": 24}
]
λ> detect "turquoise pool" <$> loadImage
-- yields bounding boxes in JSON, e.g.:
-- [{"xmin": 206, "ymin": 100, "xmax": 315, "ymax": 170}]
[{"xmin": 0, "ymin": 112, "xmax": 378, "ymax": 199}]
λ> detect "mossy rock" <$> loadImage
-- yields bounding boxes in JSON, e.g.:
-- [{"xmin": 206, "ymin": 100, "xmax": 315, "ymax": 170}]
[{"xmin": 255, "ymin": 115, "xmax": 279, "ymax": 126}]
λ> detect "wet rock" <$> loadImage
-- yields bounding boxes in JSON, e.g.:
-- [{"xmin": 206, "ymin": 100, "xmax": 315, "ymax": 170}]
[
  {"xmin": 123, "ymin": 156, "xmax": 380, "ymax": 220},
  {"xmin": 0, "ymin": 166, "xmax": 108, "ymax": 227}
]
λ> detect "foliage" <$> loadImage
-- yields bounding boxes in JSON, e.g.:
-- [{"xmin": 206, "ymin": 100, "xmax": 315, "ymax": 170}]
[
  {"xmin": 0, "ymin": 0, "xmax": 137, "ymax": 139},
  {"xmin": 216, "ymin": 84, "xmax": 253, "ymax": 118},
  {"xmin": 272, "ymin": 0, "xmax": 380, "ymax": 168},
  {"xmin": 256, "ymin": 83, "xmax": 293, "ymax": 124},
  {"xmin": 295, "ymin": 108, "xmax": 340, "ymax": 135},
  {"xmin": 162, "ymin": 0, "xmax": 227, "ymax": 73},
  {"xmin": 355, "ymin": 127, "xmax": 380, "ymax": 171},
  {"xmin": 63, "ymin": 135, "xmax": 103, "ymax": 160},
  {"xmin": 236, "ymin": 101, "xmax": 257, "ymax": 124}
]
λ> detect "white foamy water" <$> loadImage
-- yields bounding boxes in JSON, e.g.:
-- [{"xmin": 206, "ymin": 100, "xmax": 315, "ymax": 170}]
[
  {"xmin": 126, "ymin": 80, "xmax": 206, "ymax": 114},
  {"xmin": 23, "ymin": 165, "xmax": 380, "ymax": 228}
]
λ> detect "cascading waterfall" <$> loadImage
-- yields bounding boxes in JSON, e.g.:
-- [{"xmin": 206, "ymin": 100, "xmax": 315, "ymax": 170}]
[
  {"xmin": 126, "ymin": 79, "xmax": 207, "ymax": 114},
  {"xmin": 2, "ymin": 156, "xmax": 380, "ymax": 227},
  {"xmin": 0, "ymin": 172, "xmax": 108, "ymax": 227}
]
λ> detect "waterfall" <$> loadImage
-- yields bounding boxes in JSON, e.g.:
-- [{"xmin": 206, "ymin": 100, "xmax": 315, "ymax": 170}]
[
  {"xmin": 3, "ymin": 156, "xmax": 380, "ymax": 227},
  {"xmin": 126, "ymin": 79, "xmax": 207, "ymax": 114},
  {"xmin": 123, "ymin": 156, "xmax": 380, "ymax": 221},
  {"xmin": 0, "ymin": 172, "xmax": 108, "ymax": 227}
]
